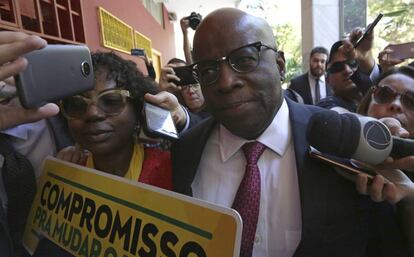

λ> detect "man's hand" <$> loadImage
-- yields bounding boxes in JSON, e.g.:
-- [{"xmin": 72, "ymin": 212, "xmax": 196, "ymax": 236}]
[
  {"xmin": 180, "ymin": 17, "xmax": 190, "ymax": 35},
  {"xmin": 380, "ymin": 117, "xmax": 410, "ymax": 138},
  {"xmin": 159, "ymin": 64, "xmax": 182, "ymax": 92},
  {"xmin": 340, "ymin": 27, "xmax": 375, "ymax": 74},
  {"xmin": 0, "ymin": 102, "xmax": 59, "ymax": 130},
  {"xmin": 0, "ymin": 31, "xmax": 47, "ymax": 80},
  {"xmin": 56, "ymin": 144, "xmax": 88, "ymax": 165},
  {"xmin": 378, "ymin": 47, "xmax": 404, "ymax": 72},
  {"xmin": 371, "ymin": 117, "xmax": 414, "ymax": 171},
  {"xmin": 349, "ymin": 27, "xmax": 374, "ymax": 57},
  {"xmin": 144, "ymin": 92, "xmax": 187, "ymax": 128},
  {"xmin": 0, "ymin": 31, "xmax": 58, "ymax": 130},
  {"xmin": 355, "ymin": 167, "xmax": 414, "ymax": 204}
]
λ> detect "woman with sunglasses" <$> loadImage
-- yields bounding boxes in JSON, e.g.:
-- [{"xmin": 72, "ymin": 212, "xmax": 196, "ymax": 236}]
[
  {"xmin": 355, "ymin": 66, "xmax": 414, "ymax": 252},
  {"xmin": 358, "ymin": 66, "xmax": 414, "ymax": 137},
  {"xmin": 57, "ymin": 52, "xmax": 189, "ymax": 190},
  {"xmin": 31, "ymin": 52, "xmax": 189, "ymax": 257}
]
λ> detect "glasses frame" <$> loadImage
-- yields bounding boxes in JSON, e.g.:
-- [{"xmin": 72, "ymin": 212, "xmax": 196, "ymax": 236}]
[
  {"xmin": 60, "ymin": 88, "xmax": 132, "ymax": 119},
  {"xmin": 372, "ymin": 85, "xmax": 414, "ymax": 111},
  {"xmin": 192, "ymin": 41, "xmax": 278, "ymax": 86}
]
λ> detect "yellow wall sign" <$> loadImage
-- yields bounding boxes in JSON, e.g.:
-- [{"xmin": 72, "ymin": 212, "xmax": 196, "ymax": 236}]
[
  {"xmin": 98, "ymin": 7, "xmax": 134, "ymax": 54},
  {"xmin": 24, "ymin": 157, "xmax": 242, "ymax": 257},
  {"xmin": 134, "ymin": 30, "xmax": 153, "ymax": 59}
]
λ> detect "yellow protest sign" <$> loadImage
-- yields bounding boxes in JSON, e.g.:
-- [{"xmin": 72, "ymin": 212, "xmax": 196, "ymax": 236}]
[{"xmin": 24, "ymin": 157, "xmax": 241, "ymax": 257}]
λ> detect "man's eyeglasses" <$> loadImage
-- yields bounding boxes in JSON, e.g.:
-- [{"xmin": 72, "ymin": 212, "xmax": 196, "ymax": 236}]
[
  {"xmin": 181, "ymin": 83, "xmax": 200, "ymax": 90},
  {"xmin": 372, "ymin": 85, "xmax": 414, "ymax": 111},
  {"xmin": 192, "ymin": 41, "xmax": 278, "ymax": 86},
  {"xmin": 327, "ymin": 60, "xmax": 358, "ymax": 74},
  {"xmin": 60, "ymin": 89, "xmax": 132, "ymax": 119}
]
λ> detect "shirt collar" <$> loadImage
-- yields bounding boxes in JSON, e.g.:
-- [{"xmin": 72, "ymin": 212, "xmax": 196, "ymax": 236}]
[
  {"xmin": 218, "ymin": 99, "xmax": 291, "ymax": 162},
  {"xmin": 308, "ymin": 72, "xmax": 325, "ymax": 83}
]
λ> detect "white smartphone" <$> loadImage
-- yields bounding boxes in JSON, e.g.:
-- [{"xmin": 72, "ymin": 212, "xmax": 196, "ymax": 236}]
[{"xmin": 15, "ymin": 44, "xmax": 94, "ymax": 108}]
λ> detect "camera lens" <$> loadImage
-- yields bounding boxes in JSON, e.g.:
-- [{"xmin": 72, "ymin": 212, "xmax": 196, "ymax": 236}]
[{"xmin": 81, "ymin": 61, "xmax": 91, "ymax": 77}]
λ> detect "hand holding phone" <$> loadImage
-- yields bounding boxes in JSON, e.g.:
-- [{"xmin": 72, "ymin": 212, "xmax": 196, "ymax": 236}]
[
  {"xmin": 386, "ymin": 42, "xmax": 414, "ymax": 60},
  {"xmin": 131, "ymin": 48, "xmax": 145, "ymax": 57},
  {"xmin": 353, "ymin": 13, "xmax": 383, "ymax": 48}
]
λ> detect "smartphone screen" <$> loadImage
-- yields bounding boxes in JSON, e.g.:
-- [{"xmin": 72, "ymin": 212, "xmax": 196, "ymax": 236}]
[{"xmin": 143, "ymin": 102, "xmax": 179, "ymax": 140}]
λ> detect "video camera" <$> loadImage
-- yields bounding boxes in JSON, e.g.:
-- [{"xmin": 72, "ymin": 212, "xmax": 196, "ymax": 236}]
[{"xmin": 185, "ymin": 12, "xmax": 202, "ymax": 30}]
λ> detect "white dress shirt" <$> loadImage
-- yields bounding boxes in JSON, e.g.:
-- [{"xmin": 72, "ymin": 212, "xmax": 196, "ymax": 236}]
[
  {"xmin": 192, "ymin": 100, "xmax": 302, "ymax": 257},
  {"xmin": 308, "ymin": 73, "xmax": 326, "ymax": 104},
  {"xmin": 1, "ymin": 119, "xmax": 56, "ymax": 177}
]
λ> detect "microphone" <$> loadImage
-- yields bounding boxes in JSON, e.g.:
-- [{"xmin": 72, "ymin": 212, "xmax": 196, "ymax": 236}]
[{"xmin": 306, "ymin": 110, "xmax": 414, "ymax": 165}]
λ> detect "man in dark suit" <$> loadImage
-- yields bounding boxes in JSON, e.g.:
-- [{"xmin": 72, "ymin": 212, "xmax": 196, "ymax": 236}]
[
  {"xmin": 289, "ymin": 47, "xmax": 331, "ymax": 105},
  {"xmin": 172, "ymin": 8, "xmax": 409, "ymax": 257}
]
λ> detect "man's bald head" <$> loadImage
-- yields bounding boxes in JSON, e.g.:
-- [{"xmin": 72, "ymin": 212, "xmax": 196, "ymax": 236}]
[{"xmin": 193, "ymin": 8, "xmax": 276, "ymax": 61}]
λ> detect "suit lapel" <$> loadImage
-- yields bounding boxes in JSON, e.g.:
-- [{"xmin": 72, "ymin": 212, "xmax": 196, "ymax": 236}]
[
  {"xmin": 286, "ymin": 98, "xmax": 311, "ymax": 178},
  {"xmin": 172, "ymin": 118, "xmax": 216, "ymax": 195},
  {"xmin": 286, "ymin": 99, "xmax": 327, "ymax": 249}
]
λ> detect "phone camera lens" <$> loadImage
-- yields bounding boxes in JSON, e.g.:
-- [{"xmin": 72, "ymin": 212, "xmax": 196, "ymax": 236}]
[{"xmin": 81, "ymin": 61, "xmax": 91, "ymax": 76}]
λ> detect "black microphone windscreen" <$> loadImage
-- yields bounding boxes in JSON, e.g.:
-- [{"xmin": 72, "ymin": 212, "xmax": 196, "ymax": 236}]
[{"xmin": 306, "ymin": 110, "xmax": 361, "ymax": 158}]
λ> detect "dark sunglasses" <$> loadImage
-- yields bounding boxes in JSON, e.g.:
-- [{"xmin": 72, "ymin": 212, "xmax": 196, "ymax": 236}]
[
  {"xmin": 192, "ymin": 41, "xmax": 278, "ymax": 86},
  {"xmin": 327, "ymin": 60, "xmax": 358, "ymax": 74},
  {"xmin": 60, "ymin": 89, "xmax": 132, "ymax": 119},
  {"xmin": 372, "ymin": 85, "xmax": 414, "ymax": 111}
]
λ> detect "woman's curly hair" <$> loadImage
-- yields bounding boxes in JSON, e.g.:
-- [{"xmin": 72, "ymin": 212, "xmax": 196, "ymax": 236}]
[{"xmin": 91, "ymin": 51, "xmax": 159, "ymax": 117}]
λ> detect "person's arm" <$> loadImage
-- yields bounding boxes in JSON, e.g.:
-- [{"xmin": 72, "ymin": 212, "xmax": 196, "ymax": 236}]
[
  {"xmin": 0, "ymin": 32, "xmax": 60, "ymax": 130},
  {"xmin": 180, "ymin": 17, "xmax": 193, "ymax": 64},
  {"xmin": 138, "ymin": 52, "xmax": 156, "ymax": 80},
  {"xmin": 355, "ymin": 170, "xmax": 414, "ymax": 255}
]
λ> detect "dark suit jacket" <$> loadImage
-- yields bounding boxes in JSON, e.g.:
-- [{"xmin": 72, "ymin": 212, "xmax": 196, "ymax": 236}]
[
  {"xmin": 352, "ymin": 68, "xmax": 375, "ymax": 96},
  {"xmin": 289, "ymin": 73, "xmax": 332, "ymax": 105},
  {"xmin": 172, "ymin": 98, "xmax": 408, "ymax": 257}
]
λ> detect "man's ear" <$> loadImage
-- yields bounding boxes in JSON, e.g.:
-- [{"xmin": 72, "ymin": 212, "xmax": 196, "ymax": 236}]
[{"xmin": 276, "ymin": 50, "xmax": 286, "ymax": 81}]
